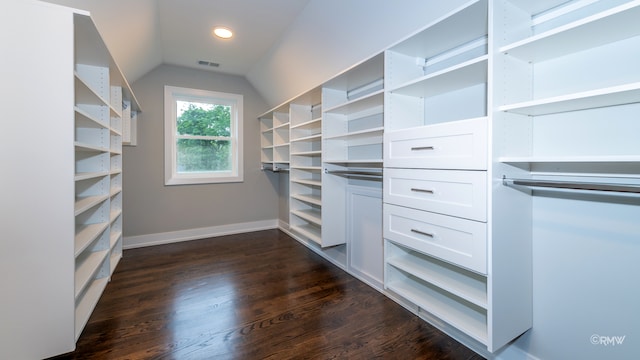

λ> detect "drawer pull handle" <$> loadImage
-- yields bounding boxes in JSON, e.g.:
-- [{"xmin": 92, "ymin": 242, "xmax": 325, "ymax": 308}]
[
  {"xmin": 411, "ymin": 188, "xmax": 434, "ymax": 194},
  {"xmin": 411, "ymin": 229, "xmax": 434, "ymax": 238},
  {"xmin": 411, "ymin": 146, "xmax": 435, "ymax": 151}
]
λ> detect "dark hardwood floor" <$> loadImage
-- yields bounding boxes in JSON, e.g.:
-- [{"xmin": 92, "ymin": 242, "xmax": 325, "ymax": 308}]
[{"xmin": 52, "ymin": 229, "xmax": 484, "ymax": 360}]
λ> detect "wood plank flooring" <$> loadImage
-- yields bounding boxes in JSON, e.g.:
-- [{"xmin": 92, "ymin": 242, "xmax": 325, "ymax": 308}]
[{"xmin": 51, "ymin": 229, "xmax": 485, "ymax": 359}]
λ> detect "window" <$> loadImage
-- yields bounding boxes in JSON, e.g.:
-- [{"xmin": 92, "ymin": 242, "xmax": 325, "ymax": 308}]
[{"xmin": 164, "ymin": 86, "xmax": 243, "ymax": 185}]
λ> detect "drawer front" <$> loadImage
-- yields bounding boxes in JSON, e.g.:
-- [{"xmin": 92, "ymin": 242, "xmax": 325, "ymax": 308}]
[
  {"xmin": 384, "ymin": 169, "xmax": 487, "ymax": 222},
  {"xmin": 384, "ymin": 117, "xmax": 487, "ymax": 170},
  {"xmin": 383, "ymin": 204, "xmax": 486, "ymax": 274}
]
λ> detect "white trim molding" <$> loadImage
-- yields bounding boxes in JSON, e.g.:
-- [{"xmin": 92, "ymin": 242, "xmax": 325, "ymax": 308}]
[{"xmin": 123, "ymin": 219, "xmax": 278, "ymax": 249}]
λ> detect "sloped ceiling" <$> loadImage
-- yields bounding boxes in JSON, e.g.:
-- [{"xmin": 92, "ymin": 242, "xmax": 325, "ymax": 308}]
[
  {"xmin": 41, "ymin": 0, "xmax": 310, "ymax": 84},
  {"xmin": 40, "ymin": 0, "xmax": 468, "ymax": 108}
]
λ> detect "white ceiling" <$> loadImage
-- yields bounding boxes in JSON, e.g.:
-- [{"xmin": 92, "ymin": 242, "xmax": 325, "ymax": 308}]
[
  {"xmin": 41, "ymin": 0, "xmax": 311, "ymax": 81},
  {"xmin": 157, "ymin": 0, "xmax": 311, "ymax": 76}
]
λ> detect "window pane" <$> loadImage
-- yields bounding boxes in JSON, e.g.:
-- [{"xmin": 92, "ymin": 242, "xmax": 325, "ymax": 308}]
[
  {"xmin": 176, "ymin": 139, "xmax": 231, "ymax": 173},
  {"xmin": 176, "ymin": 101, "xmax": 231, "ymax": 137}
]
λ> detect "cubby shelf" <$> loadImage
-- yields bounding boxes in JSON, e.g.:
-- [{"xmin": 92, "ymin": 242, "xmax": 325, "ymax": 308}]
[
  {"xmin": 74, "ymin": 250, "xmax": 109, "ymax": 299},
  {"xmin": 323, "ymin": 90, "xmax": 383, "ymax": 115},
  {"xmin": 390, "ymin": 56, "xmax": 488, "ymax": 98},
  {"xmin": 74, "ymin": 223, "xmax": 109, "ymax": 258},
  {"xmin": 74, "ymin": 277, "xmax": 108, "ymax": 340},
  {"xmin": 386, "ymin": 275, "xmax": 488, "ymax": 345},
  {"xmin": 498, "ymin": 82, "xmax": 640, "ymax": 116},
  {"xmin": 291, "ymin": 193, "xmax": 322, "ymax": 206},
  {"xmin": 499, "ymin": 1, "xmax": 640, "ymax": 62}
]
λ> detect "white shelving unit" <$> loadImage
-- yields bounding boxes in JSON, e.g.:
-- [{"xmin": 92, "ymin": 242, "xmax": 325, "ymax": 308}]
[
  {"xmin": 494, "ymin": 0, "xmax": 640, "ymax": 175},
  {"xmin": 2, "ymin": 2, "xmax": 140, "ymax": 358},
  {"xmin": 258, "ymin": 104, "xmax": 291, "ymax": 171},
  {"xmin": 256, "ymin": 0, "xmax": 640, "ymax": 357},
  {"xmin": 382, "ymin": 0, "xmax": 527, "ymax": 353},
  {"xmin": 322, "ymin": 54, "xmax": 385, "ymax": 252},
  {"xmin": 288, "ymin": 89, "xmax": 324, "ymax": 245}
]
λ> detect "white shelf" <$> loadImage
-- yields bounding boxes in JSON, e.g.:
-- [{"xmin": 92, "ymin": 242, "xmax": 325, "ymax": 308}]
[
  {"xmin": 500, "ymin": 1, "xmax": 640, "ymax": 62},
  {"xmin": 323, "ymin": 90, "xmax": 384, "ymax": 115},
  {"xmin": 291, "ymin": 208, "xmax": 322, "ymax": 226},
  {"xmin": 74, "ymin": 72, "xmax": 109, "ymax": 108},
  {"xmin": 110, "ymin": 230, "xmax": 122, "ymax": 249},
  {"xmin": 323, "ymin": 159, "xmax": 383, "ymax": 166},
  {"xmin": 74, "ymin": 249, "xmax": 108, "ymax": 299},
  {"xmin": 290, "ymin": 134, "xmax": 322, "ymax": 142},
  {"xmin": 323, "ymin": 127, "xmax": 383, "ymax": 141},
  {"xmin": 291, "ymin": 193, "xmax": 322, "ymax": 206},
  {"xmin": 499, "ymin": 82, "xmax": 640, "ymax": 116},
  {"xmin": 110, "ymin": 187, "xmax": 122, "ymax": 197},
  {"xmin": 109, "ymin": 251, "xmax": 122, "ymax": 276},
  {"xmin": 74, "ymin": 194, "xmax": 109, "ymax": 216},
  {"xmin": 74, "ymin": 171, "xmax": 109, "ymax": 182},
  {"xmin": 499, "ymin": 155, "xmax": 640, "ymax": 164},
  {"xmin": 290, "ymin": 150, "xmax": 322, "ymax": 156},
  {"xmin": 291, "ymin": 178, "xmax": 322, "ymax": 187},
  {"xmin": 388, "ymin": 0, "xmax": 487, "ymax": 59},
  {"xmin": 274, "ymin": 122, "xmax": 290, "ymax": 130},
  {"xmin": 74, "ymin": 223, "xmax": 109, "ymax": 258},
  {"xmin": 390, "ymin": 56, "xmax": 488, "ymax": 98},
  {"xmin": 74, "ymin": 141, "xmax": 110, "ymax": 153},
  {"xmin": 291, "ymin": 117, "xmax": 322, "ymax": 130},
  {"xmin": 386, "ymin": 245, "xmax": 488, "ymax": 309},
  {"xmin": 291, "ymin": 223, "xmax": 322, "ymax": 245},
  {"xmin": 291, "ymin": 166, "xmax": 321, "ymax": 171},
  {"xmin": 110, "ymin": 209, "xmax": 122, "ymax": 223},
  {"xmin": 74, "ymin": 276, "xmax": 109, "ymax": 340},
  {"xmin": 387, "ymin": 277, "xmax": 488, "ymax": 345},
  {"xmin": 75, "ymin": 106, "xmax": 108, "ymax": 129}
]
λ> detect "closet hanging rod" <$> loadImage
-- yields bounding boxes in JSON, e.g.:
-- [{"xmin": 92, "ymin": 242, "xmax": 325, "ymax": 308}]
[
  {"xmin": 502, "ymin": 176, "xmax": 640, "ymax": 194},
  {"xmin": 261, "ymin": 165, "xmax": 289, "ymax": 173}
]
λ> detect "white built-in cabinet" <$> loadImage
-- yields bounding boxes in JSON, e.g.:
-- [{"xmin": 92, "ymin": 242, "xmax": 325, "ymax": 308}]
[
  {"xmin": 260, "ymin": 0, "xmax": 640, "ymax": 356},
  {"xmin": 2, "ymin": 1, "xmax": 140, "ymax": 358}
]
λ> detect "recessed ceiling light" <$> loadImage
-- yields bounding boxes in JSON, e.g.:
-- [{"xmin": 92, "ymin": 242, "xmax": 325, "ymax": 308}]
[{"xmin": 213, "ymin": 27, "xmax": 233, "ymax": 39}]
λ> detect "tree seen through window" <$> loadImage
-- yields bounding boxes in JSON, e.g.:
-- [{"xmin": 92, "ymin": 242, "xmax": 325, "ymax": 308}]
[{"xmin": 176, "ymin": 101, "xmax": 231, "ymax": 173}]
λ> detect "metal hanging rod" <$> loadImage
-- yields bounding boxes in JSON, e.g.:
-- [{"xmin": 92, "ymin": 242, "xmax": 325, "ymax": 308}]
[
  {"xmin": 261, "ymin": 164, "xmax": 289, "ymax": 173},
  {"xmin": 502, "ymin": 176, "xmax": 640, "ymax": 194}
]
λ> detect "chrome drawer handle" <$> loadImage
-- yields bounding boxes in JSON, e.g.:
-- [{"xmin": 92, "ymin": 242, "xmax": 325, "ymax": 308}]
[
  {"xmin": 411, "ymin": 146, "xmax": 435, "ymax": 151},
  {"xmin": 411, "ymin": 229, "xmax": 434, "ymax": 238},
  {"xmin": 411, "ymin": 188, "xmax": 434, "ymax": 194}
]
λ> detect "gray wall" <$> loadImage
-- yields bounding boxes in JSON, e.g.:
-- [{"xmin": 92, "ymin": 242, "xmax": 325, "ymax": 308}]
[{"xmin": 123, "ymin": 64, "xmax": 278, "ymax": 237}]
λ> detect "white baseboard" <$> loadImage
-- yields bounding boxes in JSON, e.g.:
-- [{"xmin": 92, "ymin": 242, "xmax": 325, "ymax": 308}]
[{"xmin": 123, "ymin": 219, "xmax": 279, "ymax": 249}]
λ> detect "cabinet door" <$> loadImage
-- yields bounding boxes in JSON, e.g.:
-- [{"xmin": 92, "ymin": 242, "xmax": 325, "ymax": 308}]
[{"xmin": 347, "ymin": 186, "xmax": 383, "ymax": 289}]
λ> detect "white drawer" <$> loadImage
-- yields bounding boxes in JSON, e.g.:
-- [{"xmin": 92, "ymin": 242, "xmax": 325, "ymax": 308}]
[
  {"xmin": 384, "ymin": 117, "xmax": 487, "ymax": 170},
  {"xmin": 383, "ymin": 204, "xmax": 486, "ymax": 274},
  {"xmin": 384, "ymin": 169, "xmax": 487, "ymax": 222}
]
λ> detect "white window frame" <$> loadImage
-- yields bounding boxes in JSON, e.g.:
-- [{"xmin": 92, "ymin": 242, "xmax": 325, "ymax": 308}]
[{"xmin": 164, "ymin": 85, "xmax": 243, "ymax": 185}]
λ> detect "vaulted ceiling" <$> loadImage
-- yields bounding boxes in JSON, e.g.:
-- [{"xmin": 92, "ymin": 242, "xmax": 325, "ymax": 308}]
[{"xmin": 42, "ymin": 0, "xmax": 311, "ymax": 82}]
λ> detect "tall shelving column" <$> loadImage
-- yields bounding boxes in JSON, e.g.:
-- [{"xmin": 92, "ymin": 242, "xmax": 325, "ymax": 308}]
[
  {"xmin": 491, "ymin": 0, "xmax": 640, "ymax": 354},
  {"xmin": 322, "ymin": 53, "xmax": 385, "ymax": 285},
  {"xmin": 258, "ymin": 104, "xmax": 290, "ymax": 172},
  {"xmin": 382, "ymin": 0, "xmax": 530, "ymax": 353},
  {"xmin": 73, "ymin": 13, "xmax": 114, "ymax": 340},
  {"xmin": 288, "ymin": 88, "xmax": 323, "ymax": 244},
  {"xmin": 73, "ymin": 11, "xmax": 141, "ymax": 343}
]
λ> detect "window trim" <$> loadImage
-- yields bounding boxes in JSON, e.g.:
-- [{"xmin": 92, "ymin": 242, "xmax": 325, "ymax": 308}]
[{"xmin": 164, "ymin": 85, "xmax": 243, "ymax": 185}]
